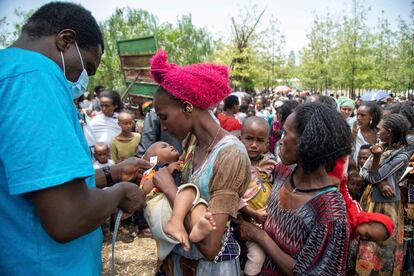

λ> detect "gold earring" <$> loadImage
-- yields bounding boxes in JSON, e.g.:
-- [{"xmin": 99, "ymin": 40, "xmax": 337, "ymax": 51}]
[{"xmin": 183, "ymin": 102, "xmax": 193, "ymax": 114}]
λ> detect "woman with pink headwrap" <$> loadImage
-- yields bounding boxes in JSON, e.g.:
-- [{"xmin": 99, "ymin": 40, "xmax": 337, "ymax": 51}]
[{"xmin": 149, "ymin": 50, "xmax": 251, "ymax": 275}]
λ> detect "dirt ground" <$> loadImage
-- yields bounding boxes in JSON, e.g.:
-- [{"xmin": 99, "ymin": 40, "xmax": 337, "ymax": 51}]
[{"xmin": 101, "ymin": 221, "xmax": 158, "ymax": 276}]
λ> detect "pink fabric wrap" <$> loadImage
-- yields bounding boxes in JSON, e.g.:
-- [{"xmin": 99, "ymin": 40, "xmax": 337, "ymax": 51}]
[
  {"xmin": 150, "ymin": 49, "xmax": 232, "ymax": 109},
  {"xmin": 330, "ymin": 156, "xmax": 395, "ymax": 239}
]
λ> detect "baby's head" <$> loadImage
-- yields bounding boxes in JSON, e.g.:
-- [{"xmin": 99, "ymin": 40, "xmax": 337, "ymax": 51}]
[
  {"xmin": 241, "ymin": 116, "xmax": 269, "ymax": 161},
  {"xmin": 355, "ymin": 212, "xmax": 394, "ymax": 242},
  {"xmin": 94, "ymin": 142, "xmax": 109, "ymax": 164},
  {"xmin": 143, "ymin": 142, "xmax": 180, "ymax": 164}
]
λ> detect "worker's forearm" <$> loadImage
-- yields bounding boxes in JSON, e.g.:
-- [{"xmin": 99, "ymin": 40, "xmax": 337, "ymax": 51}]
[
  {"xmin": 34, "ymin": 182, "xmax": 126, "ymax": 243},
  {"xmin": 63, "ymin": 185, "xmax": 125, "ymax": 240},
  {"xmin": 95, "ymin": 164, "xmax": 123, "ymax": 188}
]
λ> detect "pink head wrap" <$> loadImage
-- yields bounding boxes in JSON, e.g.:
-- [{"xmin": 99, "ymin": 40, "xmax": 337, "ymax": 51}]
[
  {"xmin": 331, "ymin": 157, "xmax": 395, "ymax": 239},
  {"xmin": 150, "ymin": 49, "xmax": 232, "ymax": 109},
  {"xmin": 356, "ymin": 212, "xmax": 395, "ymax": 239}
]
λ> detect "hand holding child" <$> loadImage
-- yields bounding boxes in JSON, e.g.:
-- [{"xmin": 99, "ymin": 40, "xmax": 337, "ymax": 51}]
[
  {"xmin": 252, "ymin": 207, "xmax": 268, "ymax": 224},
  {"xmin": 153, "ymin": 167, "xmax": 177, "ymax": 193},
  {"xmin": 258, "ymin": 159, "xmax": 277, "ymax": 175},
  {"xmin": 234, "ymin": 218, "xmax": 264, "ymax": 242},
  {"xmin": 378, "ymin": 181, "xmax": 395, "ymax": 198},
  {"xmin": 167, "ymin": 161, "xmax": 183, "ymax": 174}
]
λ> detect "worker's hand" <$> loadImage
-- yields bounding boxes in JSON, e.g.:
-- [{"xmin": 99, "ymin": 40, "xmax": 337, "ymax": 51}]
[
  {"xmin": 120, "ymin": 157, "xmax": 151, "ymax": 183},
  {"xmin": 117, "ymin": 182, "xmax": 146, "ymax": 213}
]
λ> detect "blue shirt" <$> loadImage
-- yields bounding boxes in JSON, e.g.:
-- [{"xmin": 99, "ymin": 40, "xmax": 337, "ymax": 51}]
[{"xmin": 0, "ymin": 48, "xmax": 102, "ymax": 275}]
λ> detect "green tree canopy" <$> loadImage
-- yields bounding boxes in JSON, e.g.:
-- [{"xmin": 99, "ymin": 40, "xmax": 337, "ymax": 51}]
[
  {"xmin": 2, "ymin": 2, "xmax": 413, "ymax": 95},
  {"xmin": 90, "ymin": 8, "xmax": 214, "ymax": 91}
]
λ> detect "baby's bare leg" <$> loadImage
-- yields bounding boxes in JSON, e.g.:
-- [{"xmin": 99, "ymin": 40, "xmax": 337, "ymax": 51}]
[{"xmin": 163, "ymin": 187, "xmax": 197, "ymax": 251}]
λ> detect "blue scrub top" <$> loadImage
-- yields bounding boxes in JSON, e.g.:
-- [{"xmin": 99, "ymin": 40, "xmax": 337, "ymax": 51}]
[{"xmin": 0, "ymin": 48, "xmax": 102, "ymax": 275}]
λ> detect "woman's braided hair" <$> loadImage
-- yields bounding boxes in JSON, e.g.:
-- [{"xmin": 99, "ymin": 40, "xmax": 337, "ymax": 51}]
[
  {"xmin": 294, "ymin": 102, "xmax": 353, "ymax": 174},
  {"xmin": 382, "ymin": 114, "xmax": 410, "ymax": 146}
]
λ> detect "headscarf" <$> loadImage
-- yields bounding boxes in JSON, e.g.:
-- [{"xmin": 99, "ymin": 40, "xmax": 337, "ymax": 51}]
[
  {"xmin": 332, "ymin": 156, "xmax": 394, "ymax": 239},
  {"xmin": 338, "ymin": 96, "xmax": 355, "ymax": 110},
  {"xmin": 356, "ymin": 212, "xmax": 395, "ymax": 239}
]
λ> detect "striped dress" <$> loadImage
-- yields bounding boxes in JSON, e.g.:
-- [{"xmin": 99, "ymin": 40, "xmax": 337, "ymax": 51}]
[{"xmin": 262, "ymin": 168, "xmax": 350, "ymax": 275}]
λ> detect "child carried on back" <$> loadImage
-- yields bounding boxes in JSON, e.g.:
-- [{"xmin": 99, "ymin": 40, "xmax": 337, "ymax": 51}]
[{"xmin": 141, "ymin": 141, "xmax": 216, "ymax": 260}]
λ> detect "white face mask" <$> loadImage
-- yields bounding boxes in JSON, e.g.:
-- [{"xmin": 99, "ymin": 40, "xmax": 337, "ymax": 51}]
[{"xmin": 61, "ymin": 41, "xmax": 89, "ymax": 100}]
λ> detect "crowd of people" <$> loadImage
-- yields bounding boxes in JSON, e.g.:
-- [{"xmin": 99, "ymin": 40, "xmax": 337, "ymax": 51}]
[{"xmin": 1, "ymin": 2, "xmax": 414, "ymax": 276}]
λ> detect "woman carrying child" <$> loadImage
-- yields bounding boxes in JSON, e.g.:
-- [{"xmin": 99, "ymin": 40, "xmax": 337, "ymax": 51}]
[
  {"xmin": 356, "ymin": 114, "xmax": 411, "ymax": 275},
  {"xmin": 149, "ymin": 50, "xmax": 251, "ymax": 275},
  {"xmin": 236, "ymin": 102, "xmax": 352, "ymax": 275}
]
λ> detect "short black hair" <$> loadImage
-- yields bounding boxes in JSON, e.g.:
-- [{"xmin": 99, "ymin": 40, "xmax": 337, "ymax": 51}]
[
  {"xmin": 276, "ymin": 100, "xmax": 299, "ymax": 127},
  {"xmin": 22, "ymin": 2, "xmax": 104, "ymax": 52},
  {"xmin": 240, "ymin": 103, "xmax": 249, "ymax": 113},
  {"xmin": 383, "ymin": 114, "xmax": 410, "ymax": 146},
  {"xmin": 100, "ymin": 90, "xmax": 123, "ymax": 112},
  {"xmin": 386, "ymin": 102, "xmax": 414, "ymax": 129},
  {"xmin": 94, "ymin": 85, "xmax": 105, "ymax": 93},
  {"xmin": 360, "ymin": 144, "xmax": 372, "ymax": 150},
  {"xmin": 224, "ymin": 95, "xmax": 239, "ymax": 110},
  {"xmin": 360, "ymin": 102, "xmax": 382, "ymax": 129},
  {"xmin": 242, "ymin": 116, "xmax": 269, "ymax": 135},
  {"xmin": 293, "ymin": 102, "xmax": 353, "ymax": 174}
]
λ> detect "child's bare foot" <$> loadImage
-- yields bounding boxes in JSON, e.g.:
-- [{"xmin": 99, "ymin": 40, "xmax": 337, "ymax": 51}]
[
  {"xmin": 189, "ymin": 212, "xmax": 216, "ymax": 243},
  {"xmin": 163, "ymin": 218, "xmax": 190, "ymax": 251}
]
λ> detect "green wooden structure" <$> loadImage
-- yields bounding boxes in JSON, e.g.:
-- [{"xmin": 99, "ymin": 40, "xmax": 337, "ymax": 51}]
[{"xmin": 117, "ymin": 36, "xmax": 159, "ymax": 99}]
